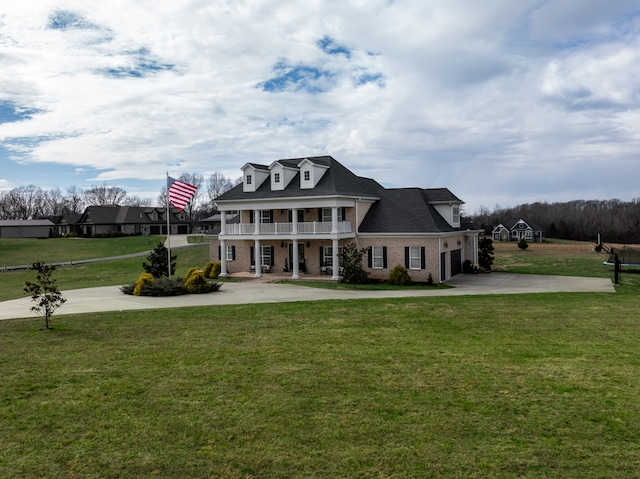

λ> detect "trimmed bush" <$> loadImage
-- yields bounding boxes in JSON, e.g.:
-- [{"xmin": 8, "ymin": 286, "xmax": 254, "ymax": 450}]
[
  {"xmin": 203, "ymin": 261, "xmax": 221, "ymax": 279},
  {"xmin": 518, "ymin": 238, "xmax": 529, "ymax": 250},
  {"xmin": 183, "ymin": 268, "xmax": 212, "ymax": 294},
  {"xmin": 388, "ymin": 264, "xmax": 412, "ymax": 286},
  {"xmin": 133, "ymin": 273, "xmax": 154, "ymax": 296}
]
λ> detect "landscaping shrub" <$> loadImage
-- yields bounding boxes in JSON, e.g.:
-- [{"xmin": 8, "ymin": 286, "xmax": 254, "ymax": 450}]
[
  {"xmin": 388, "ymin": 264, "xmax": 412, "ymax": 286},
  {"xmin": 518, "ymin": 238, "xmax": 529, "ymax": 250},
  {"xmin": 133, "ymin": 273, "xmax": 154, "ymax": 296},
  {"xmin": 203, "ymin": 261, "xmax": 221, "ymax": 279},
  {"xmin": 183, "ymin": 268, "xmax": 212, "ymax": 294}
]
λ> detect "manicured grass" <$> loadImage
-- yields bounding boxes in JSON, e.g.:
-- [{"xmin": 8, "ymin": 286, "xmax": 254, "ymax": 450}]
[
  {"xmin": 0, "ymin": 243, "xmax": 211, "ymax": 302},
  {"xmin": 492, "ymin": 241, "xmax": 640, "ymax": 288},
  {"xmin": 0, "ymin": 236, "xmax": 165, "ymax": 267},
  {"xmin": 2, "ymin": 293, "xmax": 640, "ymax": 478}
]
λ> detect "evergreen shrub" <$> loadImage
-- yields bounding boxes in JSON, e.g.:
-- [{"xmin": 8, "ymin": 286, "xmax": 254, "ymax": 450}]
[{"xmin": 388, "ymin": 264, "xmax": 412, "ymax": 286}]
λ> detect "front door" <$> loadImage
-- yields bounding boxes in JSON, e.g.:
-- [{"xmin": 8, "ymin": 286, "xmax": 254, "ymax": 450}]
[{"xmin": 288, "ymin": 243, "xmax": 306, "ymax": 273}]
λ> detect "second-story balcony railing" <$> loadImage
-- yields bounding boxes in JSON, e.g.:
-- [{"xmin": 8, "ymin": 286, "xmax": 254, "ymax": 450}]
[{"xmin": 222, "ymin": 221, "xmax": 352, "ymax": 236}]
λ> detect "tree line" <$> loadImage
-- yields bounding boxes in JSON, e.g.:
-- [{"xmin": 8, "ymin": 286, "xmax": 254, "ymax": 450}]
[
  {"xmin": 470, "ymin": 199, "xmax": 640, "ymax": 244},
  {"xmin": 0, "ymin": 172, "xmax": 239, "ymax": 222}
]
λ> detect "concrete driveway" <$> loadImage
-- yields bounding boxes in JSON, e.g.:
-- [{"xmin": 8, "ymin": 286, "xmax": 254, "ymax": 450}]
[{"xmin": 0, "ymin": 273, "xmax": 615, "ymax": 321}]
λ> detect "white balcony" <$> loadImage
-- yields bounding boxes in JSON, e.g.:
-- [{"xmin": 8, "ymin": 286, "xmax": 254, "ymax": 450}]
[{"xmin": 221, "ymin": 221, "xmax": 352, "ymax": 237}]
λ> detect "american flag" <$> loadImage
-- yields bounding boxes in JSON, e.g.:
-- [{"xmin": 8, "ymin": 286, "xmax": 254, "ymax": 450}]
[{"xmin": 167, "ymin": 176, "xmax": 198, "ymax": 210}]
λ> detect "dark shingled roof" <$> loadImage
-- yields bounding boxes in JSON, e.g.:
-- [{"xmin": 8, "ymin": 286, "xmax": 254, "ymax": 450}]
[
  {"xmin": 217, "ymin": 155, "xmax": 466, "ymax": 234},
  {"xmin": 217, "ymin": 156, "xmax": 382, "ymax": 201},
  {"xmin": 358, "ymin": 188, "xmax": 460, "ymax": 233}
]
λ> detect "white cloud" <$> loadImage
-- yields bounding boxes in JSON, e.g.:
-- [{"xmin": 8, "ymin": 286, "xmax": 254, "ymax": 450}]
[{"xmin": 1, "ymin": 0, "xmax": 640, "ymax": 212}]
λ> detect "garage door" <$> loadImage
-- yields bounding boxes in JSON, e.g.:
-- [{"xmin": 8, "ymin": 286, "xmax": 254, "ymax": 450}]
[{"xmin": 451, "ymin": 249, "xmax": 462, "ymax": 277}]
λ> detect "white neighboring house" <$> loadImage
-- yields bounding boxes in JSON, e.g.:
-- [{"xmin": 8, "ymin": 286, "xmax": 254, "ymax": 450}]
[
  {"xmin": 492, "ymin": 218, "xmax": 545, "ymax": 243},
  {"xmin": 210, "ymin": 156, "xmax": 482, "ymax": 282}
]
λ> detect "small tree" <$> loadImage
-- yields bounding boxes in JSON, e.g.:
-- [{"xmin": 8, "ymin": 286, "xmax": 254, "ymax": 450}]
[
  {"xmin": 518, "ymin": 238, "xmax": 529, "ymax": 250},
  {"xmin": 23, "ymin": 261, "xmax": 67, "ymax": 330},
  {"xmin": 338, "ymin": 243, "xmax": 369, "ymax": 288},
  {"xmin": 142, "ymin": 242, "xmax": 176, "ymax": 278},
  {"xmin": 478, "ymin": 236, "xmax": 495, "ymax": 270}
]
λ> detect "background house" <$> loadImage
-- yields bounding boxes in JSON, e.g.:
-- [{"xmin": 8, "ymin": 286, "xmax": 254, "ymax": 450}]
[
  {"xmin": 77, "ymin": 205, "xmax": 192, "ymax": 237},
  {"xmin": 492, "ymin": 218, "xmax": 545, "ymax": 243}
]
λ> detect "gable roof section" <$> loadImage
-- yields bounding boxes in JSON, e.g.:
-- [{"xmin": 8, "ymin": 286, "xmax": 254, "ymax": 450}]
[
  {"xmin": 501, "ymin": 218, "xmax": 544, "ymax": 232},
  {"xmin": 216, "ymin": 156, "xmax": 382, "ymax": 201},
  {"xmin": 358, "ymin": 188, "xmax": 459, "ymax": 234}
]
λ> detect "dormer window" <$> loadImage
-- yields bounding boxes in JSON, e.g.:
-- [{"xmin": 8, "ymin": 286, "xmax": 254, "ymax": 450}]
[
  {"xmin": 453, "ymin": 206, "xmax": 460, "ymax": 223},
  {"xmin": 274, "ymin": 173, "xmax": 280, "ymax": 183},
  {"xmin": 246, "ymin": 174, "xmax": 252, "ymax": 185},
  {"xmin": 304, "ymin": 170, "xmax": 310, "ymax": 182}
]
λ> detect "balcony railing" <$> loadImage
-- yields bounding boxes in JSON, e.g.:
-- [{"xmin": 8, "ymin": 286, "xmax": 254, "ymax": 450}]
[{"xmin": 222, "ymin": 221, "xmax": 352, "ymax": 236}]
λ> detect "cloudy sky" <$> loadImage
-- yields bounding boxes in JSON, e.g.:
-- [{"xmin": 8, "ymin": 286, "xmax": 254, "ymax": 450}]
[{"xmin": 1, "ymin": 1, "xmax": 639, "ymax": 213}]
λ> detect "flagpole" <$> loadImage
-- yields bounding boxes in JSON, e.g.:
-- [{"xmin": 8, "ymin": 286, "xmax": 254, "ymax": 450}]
[{"xmin": 166, "ymin": 172, "xmax": 172, "ymax": 278}]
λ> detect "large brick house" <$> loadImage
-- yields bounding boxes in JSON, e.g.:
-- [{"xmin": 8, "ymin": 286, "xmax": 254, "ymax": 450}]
[{"xmin": 210, "ymin": 156, "xmax": 481, "ymax": 283}]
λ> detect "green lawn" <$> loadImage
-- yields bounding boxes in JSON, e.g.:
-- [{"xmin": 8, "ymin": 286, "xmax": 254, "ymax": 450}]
[
  {"xmin": 2, "ymin": 238, "xmax": 640, "ymax": 477},
  {"xmin": 0, "ymin": 236, "xmax": 165, "ymax": 267},
  {"xmin": 0, "ymin": 238, "xmax": 211, "ymax": 302},
  {"xmin": 1, "ymin": 293, "xmax": 639, "ymax": 478}
]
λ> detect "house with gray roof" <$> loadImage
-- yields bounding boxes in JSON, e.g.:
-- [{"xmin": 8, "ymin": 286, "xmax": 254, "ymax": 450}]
[
  {"xmin": 77, "ymin": 205, "xmax": 192, "ymax": 237},
  {"xmin": 211, "ymin": 156, "xmax": 481, "ymax": 283},
  {"xmin": 492, "ymin": 218, "xmax": 545, "ymax": 243}
]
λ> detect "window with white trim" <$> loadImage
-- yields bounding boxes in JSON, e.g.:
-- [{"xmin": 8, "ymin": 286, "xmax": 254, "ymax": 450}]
[
  {"xmin": 453, "ymin": 206, "xmax": 460, "ymax": 223},
  {"xmin": 322, "ymin": 246, "xmax": 333, "ymax": 267},
  {"xmin": 372, "ymin": 246, "xmax": 384, "ymax": 269},
  {"xmin": 322, "ymin": 208, "xmax": 343, "ymax": 223},
  {"xmin": 260, "ymin": 246, "xmax": 271, "ymax": 267},
  {"xmin": 274, "ymin": 173, "xmax": 280, "ymax": 183},
  {"xmin": 260, "ymin": 210, "xmax": 271, "ymax": 223},
  {"xmin": 225, "ymin": 246, "xmax": 234, "ymax": 261},
  {"xmin": 246, "ymin": 174, "xmax": 252, "ymax": 185},
  {"xmin": 409, "ymin": 246, "xmax": 422, "ymax": 270},
  {"xmin": 304, "ymin": 170, "xmax": 311, "ymax": 181}
]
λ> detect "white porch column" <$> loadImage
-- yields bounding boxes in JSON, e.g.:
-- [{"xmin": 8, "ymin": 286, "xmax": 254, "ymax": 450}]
[
  {"xmin": 220, "ymin": 211, "xmax": 227, "ymax": 235},
  {"xmin": 254, "ymin": 209, "xmax": 260, "ymax": 234},
  {"xmin": 292, "ymin": 239, "xmax": 300, "ymax": 279},
  {"xmin": 331, "ymin": 238, "xmax": 340, "ymax": 280},
  {"xmin": 291, "ymin": 208, "xmax": 299, "ymax": 234},
  {"xmin": 254, "ymin": 239, "xmax": 261, "ymax": 278},
  {"xmin": 220, "ymin": 239, "xmax": 228, "ymax": 277},
  {"xmin": 331, "ymin": 207, "xmax": 339, "ymax": 234}
]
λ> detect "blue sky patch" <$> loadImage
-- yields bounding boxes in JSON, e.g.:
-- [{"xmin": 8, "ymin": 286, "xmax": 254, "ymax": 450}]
[
  {"xmin": 0, "ymin": 101, "xmax": 40, "ymax": 125},
  {"xmin": 101, "ymin": 48, "xmax": 175, "ymax": 78},
  {"xmin": 317, "ymin": 35, "xmax": 351, "ymax": 58},
  {"xmin": 48, "ymin": 9, "xmax": 98, "ymax": 30},
  {"xmin": 259, "ymin": 61, "xmax": 335, "ymax": 94},
  {"xmin": 356, "ymin": 72, "xmax": 385, "ymax": 87}
]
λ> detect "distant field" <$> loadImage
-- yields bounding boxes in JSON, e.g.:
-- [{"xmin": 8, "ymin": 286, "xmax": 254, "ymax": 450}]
[
  {"xmin": 492, "ymin": 239, "xmax": 639, "ymax": 288},
  {"xmin": 0, "ymin": 237, "xmax": 211, "ymax": 302},
  {"xmin": 0, "ymin": 236, "xmax": 164, "ymax": 267}
]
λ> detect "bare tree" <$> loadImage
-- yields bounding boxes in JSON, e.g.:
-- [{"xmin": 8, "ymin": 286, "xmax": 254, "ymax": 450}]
[
  {"xmin": 123, "ymin": 196, "xmax": 153, "ymax": 207},
  {"xmin": 0, "ymin": 185, "xmax": 47, "ymax": 219},
  {"xmin": 84, "ymin": 184, "xmax": 127, "ymax": 206},
  {"xmin": 65, "ymin": 185, "xmax": 85, "ymax": 214},
  {"xmin": 207, "ymin": 172, "xmax": 234, "ymax": 207}
]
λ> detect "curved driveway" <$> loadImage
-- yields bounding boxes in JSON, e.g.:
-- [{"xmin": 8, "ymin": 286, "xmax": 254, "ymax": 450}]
[{"xmin": 0, "ymin": 273, "xmax": 615, "ymax": 321}]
